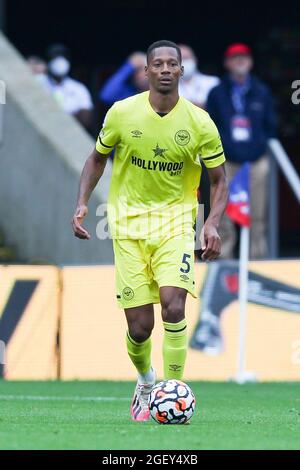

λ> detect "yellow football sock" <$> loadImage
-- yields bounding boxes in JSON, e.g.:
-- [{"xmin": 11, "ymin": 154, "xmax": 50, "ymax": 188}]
[
  {"xmin": 126, "ymin": 331, "xmax": 152, "ymax": 375},
  {"xmin": 163, "ymin": 318, "xmax": 188, "ymax": 380}
]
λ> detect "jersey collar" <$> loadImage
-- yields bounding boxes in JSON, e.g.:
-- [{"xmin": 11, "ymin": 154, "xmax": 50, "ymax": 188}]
[{"xmin": 145, "ymin": 91, "xmax": 182, "ymax": 121}]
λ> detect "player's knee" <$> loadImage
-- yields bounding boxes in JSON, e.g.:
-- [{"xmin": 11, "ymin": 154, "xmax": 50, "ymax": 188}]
[
  {"xmin": 161, "ymin": 302, "xmax": 185, "ymax": 324},
  {"xmin": 128, "ymin": 322, "xmax": 153, "ymax": 343}
]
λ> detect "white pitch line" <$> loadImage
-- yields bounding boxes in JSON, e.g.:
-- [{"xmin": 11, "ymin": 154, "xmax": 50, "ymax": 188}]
[{"xmin": 0, "ymin": 395, "xmax": 130, "ymax": 402}]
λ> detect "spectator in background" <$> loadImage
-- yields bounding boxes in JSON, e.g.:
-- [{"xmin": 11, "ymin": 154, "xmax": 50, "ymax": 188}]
[
  {"xmin": 27, "ymin": 56, "xmax": 47, "ymax": 76},
  {"xmin": 207, "ymin": 43, "xmax": 276, "ymax": 259},
  {"xmin": 40, "ymin": 44, "xmax": 93, "ymax": 131},
  {"xmin": 179, "ymin": 44, "xmax": 220, "ymax": 108},
  {"xmin": 99, "ymin": 52, "xmax": 148, "ymax": 105}
]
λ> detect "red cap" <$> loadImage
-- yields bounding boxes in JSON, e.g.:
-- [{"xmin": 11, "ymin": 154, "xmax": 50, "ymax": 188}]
[{"xmin": 225, "ymin": 43, "xmax": 252, "ymax": 58}]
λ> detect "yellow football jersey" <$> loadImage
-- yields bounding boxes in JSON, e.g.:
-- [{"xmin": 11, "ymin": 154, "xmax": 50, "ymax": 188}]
[{"xmin": 96, "ymin": 91, "xmax": 225, "ymax": 239}]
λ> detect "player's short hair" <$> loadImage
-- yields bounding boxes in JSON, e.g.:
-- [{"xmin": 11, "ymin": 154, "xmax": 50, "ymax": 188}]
[{"xmin": 147, "ymin": 40, "xmax": 182, "ymax": 64}]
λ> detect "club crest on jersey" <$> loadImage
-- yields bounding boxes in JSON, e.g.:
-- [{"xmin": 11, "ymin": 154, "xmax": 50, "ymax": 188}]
[
  {"xmin": 131, "ymin": 130, "xmax": 143, "ymax": 138},
  {"xmin": 175, "ymin": 130, "xmax": 190, "ymax": 146},
  {"xmin": 122, "ymin": 287, "xmax": 134, "ymax": 301}
]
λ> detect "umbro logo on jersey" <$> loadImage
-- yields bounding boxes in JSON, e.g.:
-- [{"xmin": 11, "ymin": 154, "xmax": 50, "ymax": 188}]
[{"xmin": 131, "ymin": 130, "xmax": 143, "ymax": 138}]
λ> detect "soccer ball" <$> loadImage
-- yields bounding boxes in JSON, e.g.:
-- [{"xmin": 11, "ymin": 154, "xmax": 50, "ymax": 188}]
[{"xmin": 149, "ymin": 379, "xmax": 196, "ymax": 424}]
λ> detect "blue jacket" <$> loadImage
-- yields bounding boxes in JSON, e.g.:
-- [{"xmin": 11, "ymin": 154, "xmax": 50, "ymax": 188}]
[
  {"xmin": 206, "ymin": 75, "xmax": 276, "ymax": 163},
  {"xmin": 99, "ymin": 62, "xmax": 138, "ymax": 105}
]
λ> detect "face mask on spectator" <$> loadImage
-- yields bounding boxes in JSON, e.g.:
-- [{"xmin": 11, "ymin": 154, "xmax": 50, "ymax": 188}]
[
  {"xmin": 48, "ymin": 57, "xmax": 70, "ymax": 78},
  {"xmin": 182, "ymin": 59, "xmax": 197, "ymax": 80}
]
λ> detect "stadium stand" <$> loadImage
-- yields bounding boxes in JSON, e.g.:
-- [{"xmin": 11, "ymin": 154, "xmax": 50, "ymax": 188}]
[{"xmin": 0, "ymin": 32, "xmax": 113, "ymax": 264}]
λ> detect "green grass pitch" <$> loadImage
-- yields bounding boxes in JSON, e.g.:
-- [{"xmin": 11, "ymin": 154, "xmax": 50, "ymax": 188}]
[{"xmin": 0, "ymin": 381, "xmax": 299, "ymax": 450}]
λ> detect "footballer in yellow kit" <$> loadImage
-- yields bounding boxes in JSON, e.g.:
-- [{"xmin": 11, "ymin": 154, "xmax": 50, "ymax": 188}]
[
  {"xmin": 72, "ymin": 40, "xmax": 228, "ymax": 422},
  {"xmin": 96, "ymin": 90, "xmax": 225, "ymax": 308}
]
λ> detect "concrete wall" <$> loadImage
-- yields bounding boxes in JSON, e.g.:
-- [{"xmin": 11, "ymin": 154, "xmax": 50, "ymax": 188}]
[{"xmin": 0, "ymin": 32, "xmax": 113, "ymax": 264}]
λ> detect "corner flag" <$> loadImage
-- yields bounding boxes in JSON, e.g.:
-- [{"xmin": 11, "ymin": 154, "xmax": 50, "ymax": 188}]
[
  {"xmin": 225, "ymin": 162, "xmax": 255, "ymax": 383},
  {"xmin": 226, "ymin": 163, "xmax": 251, "ymax": 227}
]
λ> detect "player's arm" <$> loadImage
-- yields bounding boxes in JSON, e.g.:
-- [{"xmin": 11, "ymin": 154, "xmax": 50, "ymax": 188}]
[
  {"xmin": 198, "ymin": 115, "xmax": 228, "ymax": 261},
  {"xmin": 72, "ymin": 148, "xmax": 108, "ymax": 240},
  {"xmin": 71, "ymin": 103, "xmax": 119, "ymax": 240},
  {"xmin": 201, "ymin": 164, "xmax": 228, "ymax": 261}
]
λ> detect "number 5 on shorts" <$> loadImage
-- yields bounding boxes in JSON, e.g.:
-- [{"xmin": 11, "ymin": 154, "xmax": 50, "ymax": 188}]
[{"xmin": 180, "ymin": 253, "xmax": 191, "ymax": 273}]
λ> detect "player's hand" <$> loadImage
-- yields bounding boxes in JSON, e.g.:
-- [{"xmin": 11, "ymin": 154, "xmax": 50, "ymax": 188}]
[
  {"xmin": 128, "ymin": 52, "xmax": 146, "ymax": 70},
  {"xmin": 200, "ymin": 222, "xmax": 221, "ymax": 261},
  {"xmin": 71, "ymin": 205, "xmax": 91, "ymax": 240}
]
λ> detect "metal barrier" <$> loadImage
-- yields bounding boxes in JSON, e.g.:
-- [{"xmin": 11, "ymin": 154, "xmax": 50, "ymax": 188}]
[{"xmin": 267, "ymin": 138, "xmax": 300, "ymax": 258}]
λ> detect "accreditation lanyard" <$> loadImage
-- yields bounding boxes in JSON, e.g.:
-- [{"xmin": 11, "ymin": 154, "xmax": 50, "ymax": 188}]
[{"xmin": 230, "ymin": 79, "xmax": 252, "ymax": 142}]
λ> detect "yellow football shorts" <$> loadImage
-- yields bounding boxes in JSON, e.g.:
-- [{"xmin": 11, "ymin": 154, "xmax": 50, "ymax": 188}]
[{"xmin": 113, "ymin": 236, "xmax": 196, "ymax": 309}]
